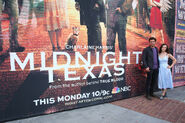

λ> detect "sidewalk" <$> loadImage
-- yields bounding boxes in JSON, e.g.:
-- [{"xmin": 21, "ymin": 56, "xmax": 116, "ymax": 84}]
[{"xmin": 5, "ymin": 86, "xmax": 185, "ymax": 123}]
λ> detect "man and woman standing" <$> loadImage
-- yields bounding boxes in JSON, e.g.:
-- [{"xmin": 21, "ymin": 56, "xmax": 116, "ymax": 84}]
[{"xmin": 142, "ymin": 37, "xmax": 176, "ymax": 100}]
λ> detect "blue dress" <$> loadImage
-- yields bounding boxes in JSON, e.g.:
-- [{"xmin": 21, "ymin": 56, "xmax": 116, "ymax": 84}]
[{"xmin": 158, "ymin": 55, "xmax": 173, "ymax": 89}]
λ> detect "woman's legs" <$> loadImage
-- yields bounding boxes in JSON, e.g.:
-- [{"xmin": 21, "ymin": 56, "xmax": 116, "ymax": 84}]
[
  {"xmin": 48, "ymin": 31, "xmax": 55, "ymax": 51},
  {"xmin": 162, "ymin": 89, "xmax": 167, "ymax": 96},
  {"xmin": 48, "ymin": 29, "xmax": 62, "ymax": 51},
  {"xmin": 151, "ymin": 28, "xmax": 156, "ymax": 38},
  {"xmin": 160, "ymin": 29, "xmax": 164, "ymax": 43},
  {"xmin": 55, "ymin": 29, "xmax": 62, "ymax": 50},
  {"xmin": 160, "ymin": 88, "xmax": 167, "ymax": 100},
  {"xmin": 151, "ymin": 28, "xmax": 164, "ymax": 43}
]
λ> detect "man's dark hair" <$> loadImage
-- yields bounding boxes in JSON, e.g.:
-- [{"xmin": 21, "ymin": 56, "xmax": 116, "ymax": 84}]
[{"xmin": 148, "ymin": 37, "xmax": 156, "ymax": 42}]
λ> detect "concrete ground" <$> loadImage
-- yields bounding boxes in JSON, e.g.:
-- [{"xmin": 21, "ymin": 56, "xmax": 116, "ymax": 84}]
[{"xmin": 5, "ymin": 86, "xmax": 185, "ymax": 123}]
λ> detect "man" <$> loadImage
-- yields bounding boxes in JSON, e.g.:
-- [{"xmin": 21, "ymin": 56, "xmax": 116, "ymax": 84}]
[
  {"xmin": 138, "ymin": 0, "xmax": 151, "ymax": 33},
  {"xmin": 75, "ymin": 0, "xmax": 106, "ymax": 52},
  {"xmin": 106, "ymin": 0, "xmax": 133, "ymax": 54},
  {"xmin": 0, "ymin": 0, "xmax": 25, "ymax": 52},
  {"xmin": 142, "ymin": 37, "xmax": 159, "ymax": 100}
]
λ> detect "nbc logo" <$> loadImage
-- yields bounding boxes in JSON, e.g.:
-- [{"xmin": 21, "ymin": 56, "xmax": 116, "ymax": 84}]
[
  {"xmin": 112, "ymin": 87, "xmax": 121, "ymax": 94},
  {"xmin": 111, "ymin": 86, "xmax": 131, "ymax": 94}
]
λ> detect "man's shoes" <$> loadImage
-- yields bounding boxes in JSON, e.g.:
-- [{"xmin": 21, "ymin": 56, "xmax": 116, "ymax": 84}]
[
  {"xmin": 52, "ymin": 47, "xmax": 56, "ymax": 51},
  {"xmin": 150, "ymin": 94, "xmax": 157, "ymax": 98},
  {"xmin": 146, "ymin": 96, "xmax": 152, "ymax": 100},
  {"xmin": 57, "ymin": 46, "xmax": 62, "ymax": 51},
  {"xmin": 10, "ymin": 46, "xmax": 25, "ymax": 52},
  {"xmin": 0, "ymin": 46, "xmax": 3, "ymax": 52},
  {"xmin": 107, "ymin": 49, "xmax": 115, "ymax": 52},
  {"xmin": 149, "ymin": 27, "xmax": 152, "ymax": 33},
  {"xmin": 146, "ymin": 25, "xmax": 152, "ymax": 33}
]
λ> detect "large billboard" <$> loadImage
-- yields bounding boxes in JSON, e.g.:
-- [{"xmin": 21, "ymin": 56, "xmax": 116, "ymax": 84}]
[
  {"xmin": 172, "ymin": 0, "xmax": 185, "ymax": 86},
  {"xmin": 0, "ymin": 0, "xmax": 181, "ymax": 122}
]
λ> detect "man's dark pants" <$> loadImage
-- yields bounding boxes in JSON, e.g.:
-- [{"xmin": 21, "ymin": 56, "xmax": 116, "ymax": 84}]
[
  {"xmin": 138, "ymin": 0, "xmax": 151, "ymax": 31},
  {"xmin": 87, "ymin": 21, "xmax": 102, "ymax": 52},
  {"xmin": 107, "ymin": 14, "xmax": 127, "ymax": 54},
  {"xmin": 146, "ymin": 69, "xmax": 158, "ymax": 96},
  {"xmin": 0, "ymin": 0, "xmax": 20, "ymax": 50}
]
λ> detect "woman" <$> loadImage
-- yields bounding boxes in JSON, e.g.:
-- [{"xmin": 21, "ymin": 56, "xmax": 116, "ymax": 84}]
[
  {"xmin": 158, "ymin": 44, "xmax": 176, "ymax": 100},
  {"xmin": 149, "ymin": 0, "xmax": 164, "ymax": 43},
  {"xmin": 44, "ymin": 0, "xmax": 69, "ymax": 51}
]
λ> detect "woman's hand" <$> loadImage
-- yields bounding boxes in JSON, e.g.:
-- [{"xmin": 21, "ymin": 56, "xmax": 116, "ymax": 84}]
[
  {"xmin": 145, "ymin": 67, "xmax": 150, "ymax": 72},
  {"xmin": 167, "ymin": 54, "xmax": 177, "ymax": 69},
  {"xmin": 149, "ymin": 0, "xmax": 157, "ymax": 7},
  {"xmin": 167, "ymin": 65, "xmax": 172, "ymax": 69},
  {"xmin": 153, "ymin": 1, "xmax": 162, "ymax": 7}
]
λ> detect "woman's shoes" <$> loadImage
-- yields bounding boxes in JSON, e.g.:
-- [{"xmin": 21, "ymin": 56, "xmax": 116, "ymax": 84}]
[
  {"xmin": 52, "ymin": 46, "xmax": 62, "ymax": 51},
  {"xmin": 160, "ymin": 92, "xmax": 167, "ymax": 100},
  {"xmin": 164, "ymin": 93, "xmax": 167, "ymax": 97},
  {"xmin": 160, "ymin": 95, "xmax": 164, "ymax": 100}
]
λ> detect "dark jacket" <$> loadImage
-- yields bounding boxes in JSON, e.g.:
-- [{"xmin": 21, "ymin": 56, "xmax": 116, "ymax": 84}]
[
  {"xmin": 75, "ymin": 0, "xmax": 106, "ymax": 25},
  {"xmin": 120, "ymin": 0, "xmax": 133, "ymax": 15},
  {"xmin": 107, "ymin": 0, "xmax": 133, "ymax": 15},
  {"xmin": 106, "ymin": 0, "xmax": 133, "ymax": 28},
  {"xmin": 141, "ymin": 46, "xmax": 159, "ymax": 69}
]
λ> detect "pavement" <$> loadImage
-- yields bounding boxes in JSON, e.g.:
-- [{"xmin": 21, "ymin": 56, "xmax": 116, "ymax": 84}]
[{"xmin": 4, "ymin": 86, "xmax": 185, "ymax": 123}]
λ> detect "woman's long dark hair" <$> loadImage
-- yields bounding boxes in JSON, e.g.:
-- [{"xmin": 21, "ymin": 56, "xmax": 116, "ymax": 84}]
[{"xmin": 159, "ymin": 44, "xmax": 169, "ymax": 53}]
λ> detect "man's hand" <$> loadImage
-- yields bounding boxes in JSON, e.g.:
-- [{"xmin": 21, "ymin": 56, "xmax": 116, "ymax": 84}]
[
  {"xmin": 145, "ymin": 67, "xmax": 150, "ymax": 72},
  {"xmin": 95, "ymin": 3, "xmax": 99, "ymax": 8},
  {"xmin": 105, "ymin": 4, "xmax": 109, "ymax": 9},
  {"xmin": 75, "ymin": 2, "xmax": 80, "ymax": 11},
  {"xmin": 115, "ymin": 7, "xmax": 122, "ymax": 13}
]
